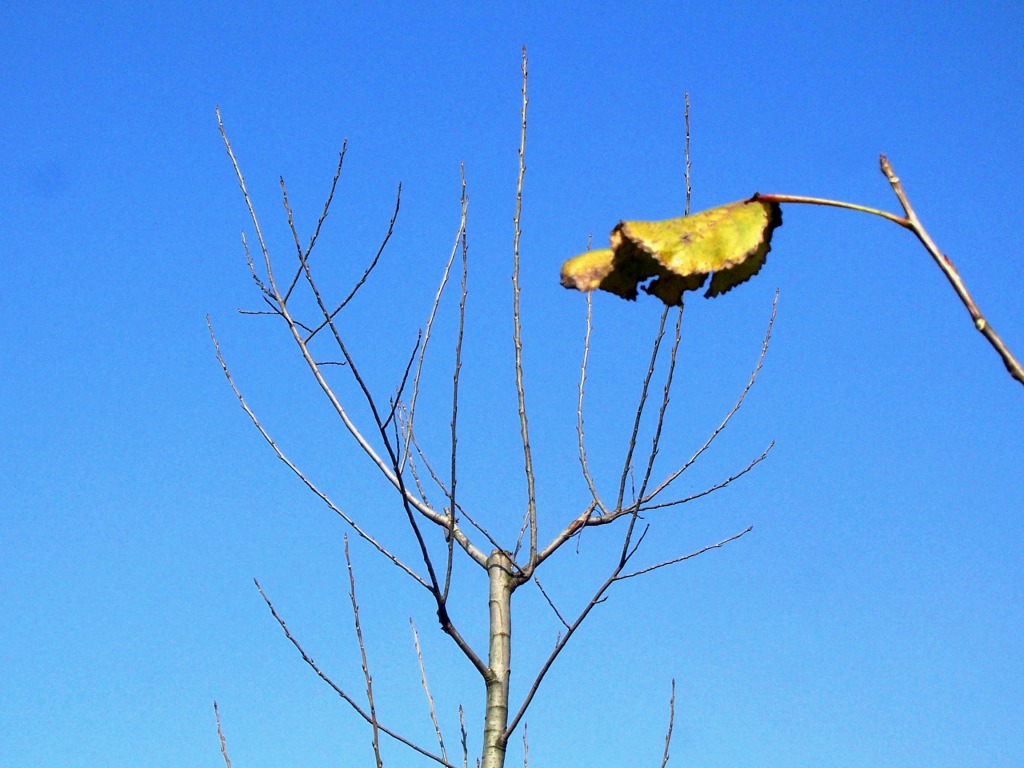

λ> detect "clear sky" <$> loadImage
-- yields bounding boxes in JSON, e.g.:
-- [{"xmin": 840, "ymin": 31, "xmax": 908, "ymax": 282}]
[{"xmin": 2, "ymin": 2, "xmax": 1022, "ymax": 767}]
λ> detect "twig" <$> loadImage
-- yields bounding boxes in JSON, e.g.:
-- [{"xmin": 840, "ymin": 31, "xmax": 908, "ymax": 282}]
[
  {"xmin": 640, "ymin": 441, "xmax": 773, "ymax": 513},
  {"xmin": 282, "ymin": 142, "xmax": 346, "ymax": 303},
  {"xmin": 640, "ymin": 292, "xmax": 776, "ymax": 507},
  {"xmin": 879, "ymin": 155, "xmax": 1023, "ymax": 385},
  {"xmin": 444, "ymin": 167, "xmax": 470, "ymax": 599},
  {"xmin": 683, "ymin": 93, "xmax": 691, "ymax": 216},
  {"xmin": 577, "ymin": 293, "xmax": 608, "ymax": 514},
  {"xmin": 532, "ymin": 575, "xmax": 570, "ymax": 630},
  {"xmin": 411, "ymin": 618, "xmax": 449, "ymax": 764},
  {"xmin": 659, "ymin": 680, "xmax": 675, "ymax": 768},
  {"xmin": 213, "ymin": 701, "xmax": 233, "ymax": 768},
  {"xmin": 615, "ymin": 308, "xmax": 670, "ymax": 512},
  {"xmin": 208, "ymin": 316, "xmax": 430, "ymax": 589},
  {"xmin": 303, "ymin": 184, "xmax": 402, "ymax": 344},
  {"xmin": 511, "ymin": 45, "xmax": 539, "ymax": 572},
  {"xmin": 403, "ymin": 171, "xmax": 468, "ymax": 465},
  {"xmin": 345, "ymin": 536, "xmax": 383, "ymax": 768},
  {"xmin": 635, "ymin": 305, "xmax": 685, "ymax": 509},
  {"xmin": 616, "ymin": 526, "xmax": 753, "ymax": 581},
  {"xmin": 254, "ymin": 579, "xmax": 457, "ymax": 767},
  {"xmin": 758, "ymin": 155, "xmax": 1023, "ymax": 386},
  {"xmin": 522, "ymin": 723, "xmax": 529, "ymax": 768},
  {"xmin": 459, "ymin": 705, "xmax": 469, "ymax": 768}
]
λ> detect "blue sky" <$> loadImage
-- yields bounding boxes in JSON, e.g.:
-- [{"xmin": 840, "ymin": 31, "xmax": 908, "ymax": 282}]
[{"xmin": 2, "ymin": 2, "xmax": 1022, "ymax": 766}]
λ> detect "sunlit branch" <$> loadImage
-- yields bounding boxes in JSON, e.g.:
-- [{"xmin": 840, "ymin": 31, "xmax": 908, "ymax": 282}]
[
  {"xmin": 659, "ymin": 680, "xmax": 676, "ymax": 768},
  {"xmin": 615, "ymin": 307, "xmax": 670, "ymax": 513},
  {"xmin": 640, "ymin": 292, "xmax": 776, "ymax": 508},
  {"xmin": 213, "ymin": 702, "xmax": 233, "ymax": 768},
  {"xmin": 615, "ymin": 526, "xmax": 753, "ymax": 581},
  {"xmin": 511, "ymin": 46, "xmax": 539, "ymax": 572},
  {"xmin": 303, "ymin": 185, "xmax": 402, "ymax": 345},
  {"xmin": 344, "ymin": 536, "xmax": 383, "ymax": 768},
  {"xmin": 411, "ymin": 618, "xmax": 449, "ymax": 765},
  {"xmin": 640, "ymin": 441, "xmax": 774, "ymax": 513},
  {"xmin": 255, "ymin": 579, "xmax": 457, "ymax": 768},
  {"xmin": 576, "ymin": 293, "xmax": 608, "ymax": 515},
  {"xmin": 208, "ymin": 316, "xmax": 430, "ymax": 589}
]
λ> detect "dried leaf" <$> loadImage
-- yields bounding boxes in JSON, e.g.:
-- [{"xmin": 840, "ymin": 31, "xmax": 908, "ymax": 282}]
[{"xmin": 560, "ymin": 197, "xmax": 782, "ymax": 305}]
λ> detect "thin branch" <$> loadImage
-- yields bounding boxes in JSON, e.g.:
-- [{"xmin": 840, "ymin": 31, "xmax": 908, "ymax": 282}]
[
  {"xmin": 509, "ymin": 513, "xmax": 751, "ymax": 741},
  {"xmin": 615, "ymin": 307, "xmax": 670, "ymax": 512},
  {"xmin": 411, "ymin": 618, "xmax": 449, "ymax": 764},
  {"xmin": 684, "ymin": 92, "xmax": 691, "ymax": 216},
  {"xmin": 213, "ymin": 702, "xmax": 233, "ymax": 768},
  {"xmin": 403, "ymin": 178, "xmax": 467, "ymax": 456},
  {"xmin": 218, "ymin": 111, "xmax": 458, "ymax": 541},
  {"xmin": 659, "ymin": 680, "xmax": 676, "ymax": 768},
  {"xmin": 459, "ymin": 706, "xmax": 469, "ymax": 768},
  {"xmin": 522, "ymin": 723, "xmax": 529, "ymax": 768},
  {"xmin": 879, "ymin": 155, "xmax": 1024, "ymax": 385},
  {"xmin": 640, "ymin": 291, "xmax": 777, "ymax": 508},
  {"xmin": 754, "ymin": 192, "xmax": 909, "ymax": 227},
  {"xmin": 345, "ymin": 536, "xmax": 383, "ymax": 768},
  {"xmin": 511, "ymin": 45, "xmax": 539, "ymax": 572},
  {"xmin": 532, "ymin": 575, "xmax": 570, "ymax": 630},
  {"xmin": 444, "ymin": 167, "xmax": 470, "ymax": 599},
  {"xmin": 616, "ymin": 526, "xmax": 753, "ymax": 581},
  {"xmin": 217, "ymin": 108, "xmax": 277, "ymax": 295},
  {"xmin": 208, "ymin": 316, "xmax": 430, "ymax": 589},
  {"xmin": 283, "ymin": 143, "xmax": 348, "ymax": 303},
  {"xmin": 759, "ymin": 158, "xmax": 1023, "ymax": 386},
  {"xmin": 576, "ymin": 293, "xmax": 608, "ymax": 515},
  {"xmin": 640, "ymin": 441, "xmax": 774, "ymax": 513},
  {"xmin": 254, "ymin": 579, "xmax": 457, "ymax": 768},
  {"xmin": 303, "ymin": 185, "xmax": 402, "ymax": 344},
  {"xmin": 384, "ymin": 330, "xmax": 423, "ymax": 432},
  {"xmin": 635, "ymin": 305, "xmax": 685, "ymax": 509}
]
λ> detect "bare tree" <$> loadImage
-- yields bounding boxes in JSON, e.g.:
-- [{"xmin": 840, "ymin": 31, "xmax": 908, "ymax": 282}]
[{"xmin": 209, "ymin": 51, "xmax": 771, "ymax": 768}]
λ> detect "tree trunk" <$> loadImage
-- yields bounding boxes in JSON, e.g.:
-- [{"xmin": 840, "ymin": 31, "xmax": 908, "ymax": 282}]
[{"xmin": 481, "ymin": 550, "xmax": 514, "ymax": 768}]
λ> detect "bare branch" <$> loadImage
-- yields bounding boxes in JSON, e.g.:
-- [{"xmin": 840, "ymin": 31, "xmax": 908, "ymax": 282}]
[
  {"xmin": 576, "ymin": 293, "xmax": 608, "ymax": 515},
  {"xmin": 411, "ymin": 618, "xmax": 449, "ymax": 764},
  {"xmin": 511, "ymin": 46, "xmax": 539, "ymax": 572},
  {"xmin": 459, "ymin": 706, "xmax": 469, "ymax": 768},
  {"xmin": 616, "ymin": 307, "xmax": 670, "ymax": 512},
  {"xmin": 879, "ymin": 155, "xmax": 1024, "ymax": 385},
  {"xmin": 659, "ymin": 680, "xmax": 676, "ymax": 768},
  {"xmin": 684, "ymin": 93, "xmax": 691, "ymax": 216},
  {"xmin": 532, "ymin": 575, "xmax": 570, "ymax": 630},
  {"xmin": 635, "ymin": 306, "xmax": 685, "ymax": 508},
  {"xmin": 208, "ymin": 316, "xmax": 430, "ymax": 589},
  {"xmin": 345, "ymin": 536, "xmax": 383, "ymax": 768},
  {"xmin": 254, "ymin": 579, "xmax": 457, "ymax": 768},
  {"xmin": 283, "ymin": 142, "xmax": 347, "ymax": 304},
  {"xmin": 640, "ymin": 441, "xmax": 774, "ymax": 513},
  {"xmin": 217, "ymin": 108, "xmax": 276, "ymax": 293},
  {"xmin": 509, "ymin": 518, "xmax": 750, "ymax": 740},
  {"xmin": 213, "ymin": 701, "xmax": 233, "ymax": 768},
  {"xmin": 445, "ymin": 168, "xmax": 470, "ymax": 599},
  {"xmin": 303, "ymin": 184, "xmax": 402, "ymax": 344},
  {"xmin": 403, "ymin": 173, "xmax": 468, "ymax": 464},
  {"xmin": 616, "ymin": 526, "xmax": 753, "ymax": 581},
  {"xmin": 641, "ymin": 291, "xmax": 777, "ymax": 507}
]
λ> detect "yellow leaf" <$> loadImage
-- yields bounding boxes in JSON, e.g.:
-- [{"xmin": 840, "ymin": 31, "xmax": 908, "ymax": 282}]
[{"xmin": 560, "ymin": 197, "xmax": 782, "ymax": 305}]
